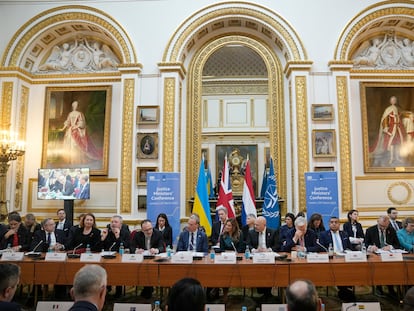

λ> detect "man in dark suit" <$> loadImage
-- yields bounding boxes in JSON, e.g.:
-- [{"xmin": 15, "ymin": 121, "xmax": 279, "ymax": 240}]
[
  {"xmin": 131, "ymin": 219, "xmax": 164, "ymax": 299},
  {"xmin": 177, "ymin": 214, "xmax": 208, "ymax": 253},
  {"xmin": 69, "ymin": 265, "xmax": 107, "ymax": 311},
  {"xmin": 282, "ymin": 216, "xmax": 319, "ymax": 252},
  {"xmin": 210, "ymin": 206, "xmax": 228, "ymax": 247},
  {"xmin": 387, "ymin": 207, "xmax": 403, "ymax": 232},
  {"xmin": 365, "ymin": 215, "xmax": 400, "ymax": 298},
  {"xmin": 0, "ymin": 263, "xmax": 22, "ymax": 311},
  {"xmin": 30, "ymin": 218, "xmax": 66, "ymax": 252},
  {"xmin": 319, "ymin": 217, "xmax": 355, "ymax": 301},
  {"xmin": 76, "ymin": 175, "xmax": 90, "ymax": 199},
  {"xmin": 55, "ymin": 209, "xmax": 72, "ymax": 239},
  {"xmin": 246, "ymin": 216, "xmax": 280, "ymax": 252}
]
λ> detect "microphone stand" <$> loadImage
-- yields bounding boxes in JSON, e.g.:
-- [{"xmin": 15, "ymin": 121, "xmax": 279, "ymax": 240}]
[{"xmin": 68, "ymin": 243, "xmax": 83, "ymax": 258}]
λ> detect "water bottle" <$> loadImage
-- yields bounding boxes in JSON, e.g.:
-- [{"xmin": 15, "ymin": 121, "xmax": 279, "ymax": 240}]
[
  {"xmin": 86, "ymin": 244, "xmax": 91, "ymax": 254},
  {"xmin": 241, "ymin": 306, "xmax": 247, "ymax": 311},
  {"xmin": 328, "ymin": 243, "xmax": 334, "ymax": 258},
  {"xmin": 361, "ymin": 243, "xmax": 367, "ymax": 256},
  {"xmin": 244, "ymin": 246, "xmax": 251, "ymax": 259},
  {"xmin": 210, "ymin": 248, "xmax": 215, "ymax": 262},
  {"xmin": 166, "ymin": 245, "xmax": 171, "ymax": 258},
  {"xmin": 119, "ymin": 242, "xmax": 125, "ymax": 255},
  {"xmin": 48, "ymin": 244, "xmax": 54, "ymax": 253},
  {"xmin": 153, "ymin": 300, "xmax": 162, "ymax": 311},
  {"xmin": 6, "ymin": 243, "xmax": 12, "ymax": 252}
]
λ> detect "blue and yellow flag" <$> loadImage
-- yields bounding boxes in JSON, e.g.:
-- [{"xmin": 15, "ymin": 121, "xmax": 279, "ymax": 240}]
[{"xmin": 193, "ymin": 157, "xmax": 212, "ymax": 236}]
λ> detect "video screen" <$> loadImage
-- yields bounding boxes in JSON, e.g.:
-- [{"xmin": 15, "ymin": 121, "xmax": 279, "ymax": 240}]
[{"xmin": 37, "ymin": 168, "xmax": 90, "ymax": 200}]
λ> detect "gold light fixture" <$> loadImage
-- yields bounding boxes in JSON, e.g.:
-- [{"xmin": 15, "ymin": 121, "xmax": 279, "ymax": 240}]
[{"xmin": 0, "ymin": 130, "xmax": 25, "ymax": 219}]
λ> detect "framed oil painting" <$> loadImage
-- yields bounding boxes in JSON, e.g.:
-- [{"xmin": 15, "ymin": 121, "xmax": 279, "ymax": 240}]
[
  {"xmin": 137, "ymin": 167, "xmax": 157, "ymax": 185},
  {"xmin": 136, "ymin": 133, "xmax": 158, "ymax": 159},
  {"xmin": 312, "ymin": 129, "xmax": 336, "ymax": 157},
  {"xmin": 312, "ymin": 104, "xmax": 334, "ymax": 121},
  {"xmin": 314, "ymin": 166, "xmax": 335, "ymax": 172},
  {"xmin": 42, "ymin": 86, "xmax": 111, "ymax": 176},
  {"xmin": 138, "ymin": 195, "xmax": 147, "ymax": 212},
  {"xmin": 361, "ymin": 83, "xmax": 414, "ymax": 172},
  {"xmin": 137, "ymin": 106, "xmax": 159, "ymax": 124},
  {"xmin": 216, "ymin": 145, "xmax": 258, "ymax": 196}
]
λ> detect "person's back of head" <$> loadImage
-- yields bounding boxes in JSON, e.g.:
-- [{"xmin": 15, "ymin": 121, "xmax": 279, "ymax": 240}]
[
  {"xmin": 167, "ymin": 278, "xmax": 205, "ymax": 311},
  {"xmin": 286, "ymin": 279, "xmax": 319, "ymax": 311},
  {"xmin": 71, "ymin": 264, "xmax": 107, "ymax": 310},
  {"xmin": 0, "ymin": 263, "xmax": 20, "ymax": 302},
  {"xmin": 403, "ymin": 286, "xmax": 414, "ymax": 311}
]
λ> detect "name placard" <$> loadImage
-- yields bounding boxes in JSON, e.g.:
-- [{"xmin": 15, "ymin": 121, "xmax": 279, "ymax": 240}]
[
  {"xmin": 306, "ymin": 253, "xmax": 329, "ymax": 263},
  {"xmin": 252, "ymin": 252, "xmax": 275, "ymax": 264},
  {"xmin": 344, "ymin": 251, "xmax": 367, "ymax": 262},
  {"xmin": 214, "ymin": 252, "xmax": 236, "ymax": 264},
  {"xmin": 80, "ymin": 253, "xmax": 101, "ymax": 262},
  {"xmin": 45, "ymin": 252, "xmax": 67, "ymax": 261},
  {"xmin": 380, "ymin": 252, "xmax": 403, "ymax": 262},
  {"xmin": 171, "ymin": 251, "xmax": 193, "ymax": 263},
  {"xmin": 1, "ymin": 252, "xmax": 24, "ymax": 261},
  {"xmin": 122, "ymin": 253, "xmax": 144, "ymax": 263}
]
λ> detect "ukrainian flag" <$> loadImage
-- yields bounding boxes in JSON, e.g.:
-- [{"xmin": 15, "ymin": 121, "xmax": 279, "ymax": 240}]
[{"xmin": 193, "ymin": 157, "xmax": 212, "ymax": 236}]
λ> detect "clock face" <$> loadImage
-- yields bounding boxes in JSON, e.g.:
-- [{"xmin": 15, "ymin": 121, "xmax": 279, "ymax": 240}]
[{"xmin": 231, "ymin": 156, "xmax": 240, "ymax": 166}]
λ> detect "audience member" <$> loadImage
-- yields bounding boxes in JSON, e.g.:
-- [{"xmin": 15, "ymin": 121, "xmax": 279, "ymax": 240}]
[
  {"xmin": 397, "ymin": 217, "xmax": 414, "ymax": 252},
  {"xmin": 66, "ymin": 213, "xmax": 101, "ymax": 252},
  {"xmin": 307, "ymin": 213, "xmax": 326, "ymax": 241},
  {"xmin": 69, "ymin": 265, "xmax": 107, "ymax": 311},
  {"xmin": 280, "ymin": 213, "xmax": 295, "ymax": 247},
  {"xmin": 0, "ymin": 263, "xmax": 21, "ymax": 311},
  {"xmin": 387, "ymin": 207, "xmax": 402, "ymax": 232},
  {"xmin": 166, "ymin": 278, "xmax": 205, "ymax": 311},
  {"xmin": 402, "ymin": 286, "xmax": 414, "ymax": 311},
  {"xmin": 343, "ymin": 209, "xmax": 365, "ymax": 250},
  {"xmin": 1, "ymin": 213, "xmax": 30, "ymax": 251},
  {"xmin": 177, "ymin": 214, "xmax": 208, "ymax": 253},
  {"xmin": 155, "ymin": 213, "xmax": 173, "ymax": 248},
  {"xmin": 282, "ymin": 216, "xmax": 318, "ymax": 252},
  {"xmin": 211, "ymin": 207, "xmax": 228, "ymax": 246},
  {"xmin": 22, "ymin": 213, "xmax": 41, "ymax": 242},
  {"xmin": 286, "ymin": 279, "xmax": 321, "ymax": 311}
]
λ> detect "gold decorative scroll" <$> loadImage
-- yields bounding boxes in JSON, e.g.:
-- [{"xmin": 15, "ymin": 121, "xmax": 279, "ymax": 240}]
[{"xmin": 163, "ymin": 77, "xmax": 175, "ymax": 172}]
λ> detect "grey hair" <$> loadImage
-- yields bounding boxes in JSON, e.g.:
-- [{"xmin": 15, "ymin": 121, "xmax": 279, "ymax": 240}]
[
  {"xmin": 294, "ymin": 216, "xmax": 307, "ymax": 227},
  {"xmin": 72, "ymin": 265, "xmax": 107, "ymax": 299}
]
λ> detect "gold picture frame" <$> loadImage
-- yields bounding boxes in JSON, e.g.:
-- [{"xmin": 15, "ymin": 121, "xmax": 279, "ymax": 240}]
[
  {"xmin": 314, "ymin": 166, "xmax": 335, "ymax": 172},
  {"xmin": 137, "ymin": 167, "xmax": 157, "ymax": 185},
  {"xmin": 312, "ymin": 129, "xmax": 336, "ymax": 158},
  {"xmin": 136, "ymin": 133, "xmax": 158, "ymax": 159},
  {"xmin": 42, "ymin": 86, "xmax": 111, "ymax": 176},
  {"xmin": 137, "ymin": 106, "xmax": 159, "ymax": 124},
  {"xmin": 361, "ymin": 82, "xmax": 414, "ymax": 172},
  {"xmin": 311, "ymin": 104, "xmax": 334, "ymax": 121}
]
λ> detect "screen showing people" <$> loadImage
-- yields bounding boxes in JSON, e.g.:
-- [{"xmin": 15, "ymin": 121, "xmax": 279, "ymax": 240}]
[{"xmin": 37, "ymin": 168, "xmax": 90, "ymax": 200}]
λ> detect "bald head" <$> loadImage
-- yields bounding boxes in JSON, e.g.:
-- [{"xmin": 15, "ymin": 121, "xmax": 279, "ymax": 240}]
[
  {"xmin": 254, "ymin": 216, "xmax": 267, "ymax": 232},
  {"xmin": 286, "ymin": 280, "xmax": 319, "ymax": 311}
]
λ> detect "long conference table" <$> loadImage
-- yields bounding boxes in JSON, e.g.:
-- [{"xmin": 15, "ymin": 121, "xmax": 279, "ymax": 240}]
[{"xmin": 5, "ymin": 253, "xmax": 414, "ymax": 288}]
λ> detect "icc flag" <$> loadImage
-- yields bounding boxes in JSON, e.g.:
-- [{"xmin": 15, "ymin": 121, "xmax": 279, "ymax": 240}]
[{"xmin": 263, "ymin": 157, "xmax": 280, "ymax": 229}]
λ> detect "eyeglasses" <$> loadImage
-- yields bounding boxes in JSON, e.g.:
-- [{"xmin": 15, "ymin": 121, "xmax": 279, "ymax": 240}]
[{"xmin": 142, "ymin": 228, "xmax": 153, "ymax": 233}]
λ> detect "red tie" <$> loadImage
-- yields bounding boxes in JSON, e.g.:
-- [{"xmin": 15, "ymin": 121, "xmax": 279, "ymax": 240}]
[{"xmin": 12, "ymin": 233, "xmax": 19, "ymax": 247}]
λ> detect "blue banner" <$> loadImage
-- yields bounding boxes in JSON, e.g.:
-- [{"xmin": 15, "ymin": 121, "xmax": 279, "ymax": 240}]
[
  {"xmin": 305, "ymin": 172, "xmax": 339, "ymax": 227},
  {"xmin": 147, "ymin": 172, "xmax": 180, "ymax": 247}
]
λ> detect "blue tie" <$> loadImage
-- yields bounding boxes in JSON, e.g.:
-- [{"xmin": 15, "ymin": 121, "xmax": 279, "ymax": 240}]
[
  {"xmin": 189, "ymin": 233, "xmax": 194, "ymax": 251},
  {"xmin": 333, "ymin": 232, "xmax": 343, "ymax": 252}
]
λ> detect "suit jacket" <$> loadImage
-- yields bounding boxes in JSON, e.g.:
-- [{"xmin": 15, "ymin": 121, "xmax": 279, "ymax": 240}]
[
  {"xmin": 210, "ymin": 221, "xmax": 225, "ymax": 245},
  {"xmin": 177, "ymin": 229, "xmax": 208, "ymax": 253},
  {"xmin": 66, "ymin": 227, "xmax": 102, "ymax": 252},
  {"xmin": 319, "ymin": 230, "xmax": 351, "ymax": 251},
  {"xmin": 30, "ymin": 229, "xmax": 66, "ymax": 252},
  {"xmin": 220, "ymin": 231, "xmax": 246, "ymax": 253},
  {"xmin": 0, "ymin": 301, "xmax": 22, "ymax": 311},
  {"xmin": 77, "ymin": 183, "xmax": 90, "ymax": 199},
  {"xmin": 102, "ymin": 224, "xmax": 131, "ymax": 251},
  {"xmin": 388, "ymin": 220, "xmax": 403, "ymax": 231},
  {"xmin": 1, "ymin": 225, "xmax": 30, "ymax": 251},
  {"xmin": 246, "ymin": 228, "xmax": 280, "ymax": 252},
  {"xmin": 55, "ymin": 219, "xmax": 73, "ymax": 237},
  {"xmin": 131, "ymin": 229, "xmax": 164, "ymax": 254},
  {"xmin": 62, "ymin": 180, "xmax": 75, "ymax": 196},
  {"xmin": 282, "ymin": 228, "xmax": 319, "ymax": 252},
  {"xmin": 68, "ymin": 301, "xmax": 97, "ymax": 311},
  {"xmin": 365, "ymin": 224, "xmax": 400, "ymax": 249}
]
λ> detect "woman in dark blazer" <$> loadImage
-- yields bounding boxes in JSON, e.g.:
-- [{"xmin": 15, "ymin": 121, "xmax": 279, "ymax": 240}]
[
  {"xmin": 66, "ymin": 213, "xmax": 101, "ymax": 252},
  {"xmin": 343, "ymin": 209, "xmax": 365, "ymax": 250},
  {"xmin": 155, "ymin": 213, "xmax": 173, "ymax": 248}
]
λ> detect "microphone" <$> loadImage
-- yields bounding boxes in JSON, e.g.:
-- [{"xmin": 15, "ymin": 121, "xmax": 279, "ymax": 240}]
[
  {"xmin": 345, "ymin": 303, "xmax": 357, "ymax": 311},
  {"xmin": 316, "ymin": 241, "xmax": 328, "ymax": 253},
  {"xmin": 68, "ymin": 243, "xmax": 83, "ymax": 258},
  {"xmin": 27, "ymin": 240, "xmax": 43, "ymax": 258},
  {"xmin": 231, "ymin": 241, "xmax": 238, "ymax": 253},
  {"xmin": 108, "ymin": 242, "xmax": 116, "ymax": 252},
  {"xmin": 32, "ymin": 240, "xmax": 44, "ymax": 253}
]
